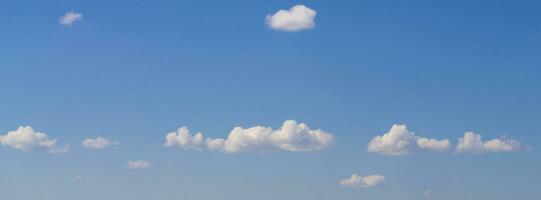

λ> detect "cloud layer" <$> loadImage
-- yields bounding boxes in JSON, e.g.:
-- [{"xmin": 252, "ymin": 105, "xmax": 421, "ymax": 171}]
[
  {"xmin": 367, "ymin": 124, "xmax": 450, "ymax": 155},
  {"xmin": 340, "ymin": 174, "xmax": 385, "ymax": 188},
  {"xmin": 59, "ymin": 11, "xmax": 82, "ymax": 25},
  {"xmin": 164, "ymin": 120, "xmax": 334, "ymax": 153},
  {"xmin": 82, "ymin": 137, "xmax": 118, "ymax": 149},
  {"xmin": 266, "ymin": 5, "xmax": 316, "ymax": 31},
  {"xmin": 0, "ymin": 126, "xmax": 69, "ymax": 154},
  {"xmin": 456, "ymin": 132, "xmax": 521, "ymax": 154},
  {"xmin": 127, "ymin": 160, "xmax": 150, "ymax": 169}
]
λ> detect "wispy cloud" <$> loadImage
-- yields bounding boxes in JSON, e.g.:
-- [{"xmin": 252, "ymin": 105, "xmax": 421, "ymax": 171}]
[
  {"xmin": 424, "ymin": 190, "xmax": 432, "ymax": 198},
  {"xmin": 128, "ymin": 160, "xmax": 150, "ymax": 169},
  {"xmin": 59, "ymin": 11, "xmax": 82, "ymax": 26},
  {"xmin": 82, "ymin": 137, "xmax": 118, "ymax": 149},
  {"xmin": 340, "ymin": 174, "xmax": 385, "ymax": 188}
]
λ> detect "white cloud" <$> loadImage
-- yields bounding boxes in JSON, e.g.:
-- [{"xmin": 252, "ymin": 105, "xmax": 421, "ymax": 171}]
[
  {"xmin": 367, "ymin": 124, "xmax": 450, "ymax": 155},
  {"xmin": 59, "ymin": 11, "xmax": 82, "ymax": 25},
  {"xmin": 266, "ymin": 5, "xmax": 316, "ymax": 31},
  {"xmin": 82, "ymin": 137, "xmax": 118, "ymax": 149},
  {"xmin": 0, "ymin": 126, "xmax": 69, "ymax": 154},
  {"xmin": 127, "ymin": 160, "xmax": 150, "ymax": 169},
  {"xmin": 164, "ymin": 127, "xmax": 204, "ymax": 150},
  {"xmin": 456, "ymin": 132, "xmax": 521, "ymax": 154},
  {"xmin": 164, "ymin": 120, "xmax": 334, "ymax": 153},
  {"xmin": 340, "ymin": 174, "xmax": 385, "ymax": 188},
  {"xmin": 367, "ymin": 125, "xmax": 416, "ymax": 155}
]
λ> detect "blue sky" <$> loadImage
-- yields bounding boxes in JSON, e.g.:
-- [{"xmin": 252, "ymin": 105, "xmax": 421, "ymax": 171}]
[{"xmin": 1, "ymin": 0, "xmax": 540, "ymax": 199}]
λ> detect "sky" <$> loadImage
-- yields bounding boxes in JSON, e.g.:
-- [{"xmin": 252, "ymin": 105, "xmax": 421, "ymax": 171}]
[{"xmin": 1, "ymin": 0, "xmax": 540, "ymax": 199}]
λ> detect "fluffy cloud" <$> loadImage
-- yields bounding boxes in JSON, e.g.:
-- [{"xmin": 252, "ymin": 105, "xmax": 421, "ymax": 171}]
[
  {"xmin": 0, "ymin": 126, "xmax": 69, "ymax": 154},
  {"xmin": 367, "ymin": 124, "xmax": 450, "ymax": 155},
  {"xmin": 82, "ymin": 137, "xmax": 118, "ymax": 149},
  {"xmin": 127, "ymin": 160, "xmax": 150, "ymax": 169},
  {"xmin": 164, "ymin": 127, "xmax": 204, "ymax": 150},
  {"xmin": 456, "ymin": 132, "xmax": 521, "ymax": 154},
  {"xmin": 164, "ymin": 120, "xmax": 334, "ymax": 153},
  {"xmin": 340, "ymin": 174, "xmax": 385, "ymax": 188},
  {"xmin": 59, "ymin": 11, "xmax": 82, "ymax": 25},
  {"xmin": 266, "ymin": 5, "xmax": 316, "ymax": 31}
]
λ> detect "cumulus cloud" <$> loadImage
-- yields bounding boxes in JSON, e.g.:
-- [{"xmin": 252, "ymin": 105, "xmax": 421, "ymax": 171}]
[
  {"xmin": 340, "ymin": 174, "xmax": 385, "ymax": 188},
  {"xmin": 266, "ymin": 5, "xmax": 316, "ymax": 31},
  {"xmin": 82, "ymin": 137, "xmax": 118, "ymax": 149},
  {"xmin": 456, "ymin": 132, "xmax": 521, "ymax": 154},
  {"xmin": 367, "ymin": 124, "xmax": 450, "ymax": 155},
  {"xmin": 59, "ymin": 11, "xmax": 82, "ymax": 25},
  {"xmin": 164, "ymin": 127, "xmax": 204, "ymax": 150},
  {"xmin": 0, "ymin": 126, "xmax": 69, "ymax": 154},
  {"xmin": 127, "ymin": 160, "xmax": 150, "ymax": 169},
  {"xmin": 164, "ymin": 120, "xmax": 334, "ymax": 153}
]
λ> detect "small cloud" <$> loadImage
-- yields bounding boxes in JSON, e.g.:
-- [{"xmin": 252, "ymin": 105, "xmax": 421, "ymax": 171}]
[
  {"xmin": 266, "ymin": 5, "xmax": 316, "ymax": 31},
  {"xmin": 164, "ymin": 120, "xmax": 334, "ymax": 153},
  {"xmin": 163, "ymin": 127, "xmax": 204, "ymax": 150},
  {"xmin": 127, "ymin": 160, "xmax": 150, "ymax": 169},
  {"xmin": 367, "ymin": 124, "xmax": 450, "ymax": 155},
  {"xmin": 82, "ymin": 137, "xmax": 118, "ymax": 149},
  {"xmin": 424, "ymin": 190, "xmax": 432, "ymax": 197},
  {"xmin": 49, "ymin": 145, "xmax": 70, "ymax": 154},
  {"xmin": 340, "ymin": 174, "xmax": 385, "ymax": 188},
  {"xmin": 456, "ymin": 132, "xmax": 522, "ymax": 154},
  {"xmin": 0, "ymin": 126, "xmax": 69, "ymax": 154},
  {"xmin": 59, "ymin": 11, "xmax": 82, "ymax": 26}
]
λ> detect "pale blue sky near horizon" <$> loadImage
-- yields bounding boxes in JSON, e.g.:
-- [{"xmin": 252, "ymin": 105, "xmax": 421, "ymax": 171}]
[{"xmin": 1, "ymin": 0, "xmax": 540, "ymax": 200}]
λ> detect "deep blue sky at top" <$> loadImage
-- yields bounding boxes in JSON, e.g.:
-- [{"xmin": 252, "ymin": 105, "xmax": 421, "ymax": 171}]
[{"xmin": 0, "ymin": 1, "xmax": 540, "ymax": 200}]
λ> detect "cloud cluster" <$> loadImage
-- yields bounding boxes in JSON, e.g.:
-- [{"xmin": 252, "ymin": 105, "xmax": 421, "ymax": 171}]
[
  {"xmin": 367, "ymin": 125, "xmax": 523, "ymax": 155},
  {"xmin": 266, "ymin": 5, "xmax": 316, "ymax": 31},
  {"xmin": 59, "ymin": 11, "xmax": 82, "ymax": 25},
  {"xmin": 82, "ymin": 137, "xmax": 118, "ymax": 149},
  {"xmin": 456, "ymin": 132, "xmax": 522, "ymax": 154},
  {"xmin": 127, "ymin": 160, "xmax": 150, "ymax": 169},
  {"xmin": 164, "ymin": 120, "xmax": 334, "ymax": 153},
  {"xmin": 0, "ymin": 126, "xmax": 69, "ymax": 154},
  {"xmin": 367, "ymin": 124, "xmax": 450, "ymax": 155},
  {"xmin": 340, "ymin": 174, "xmax": 385, "ymax": 188}
]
